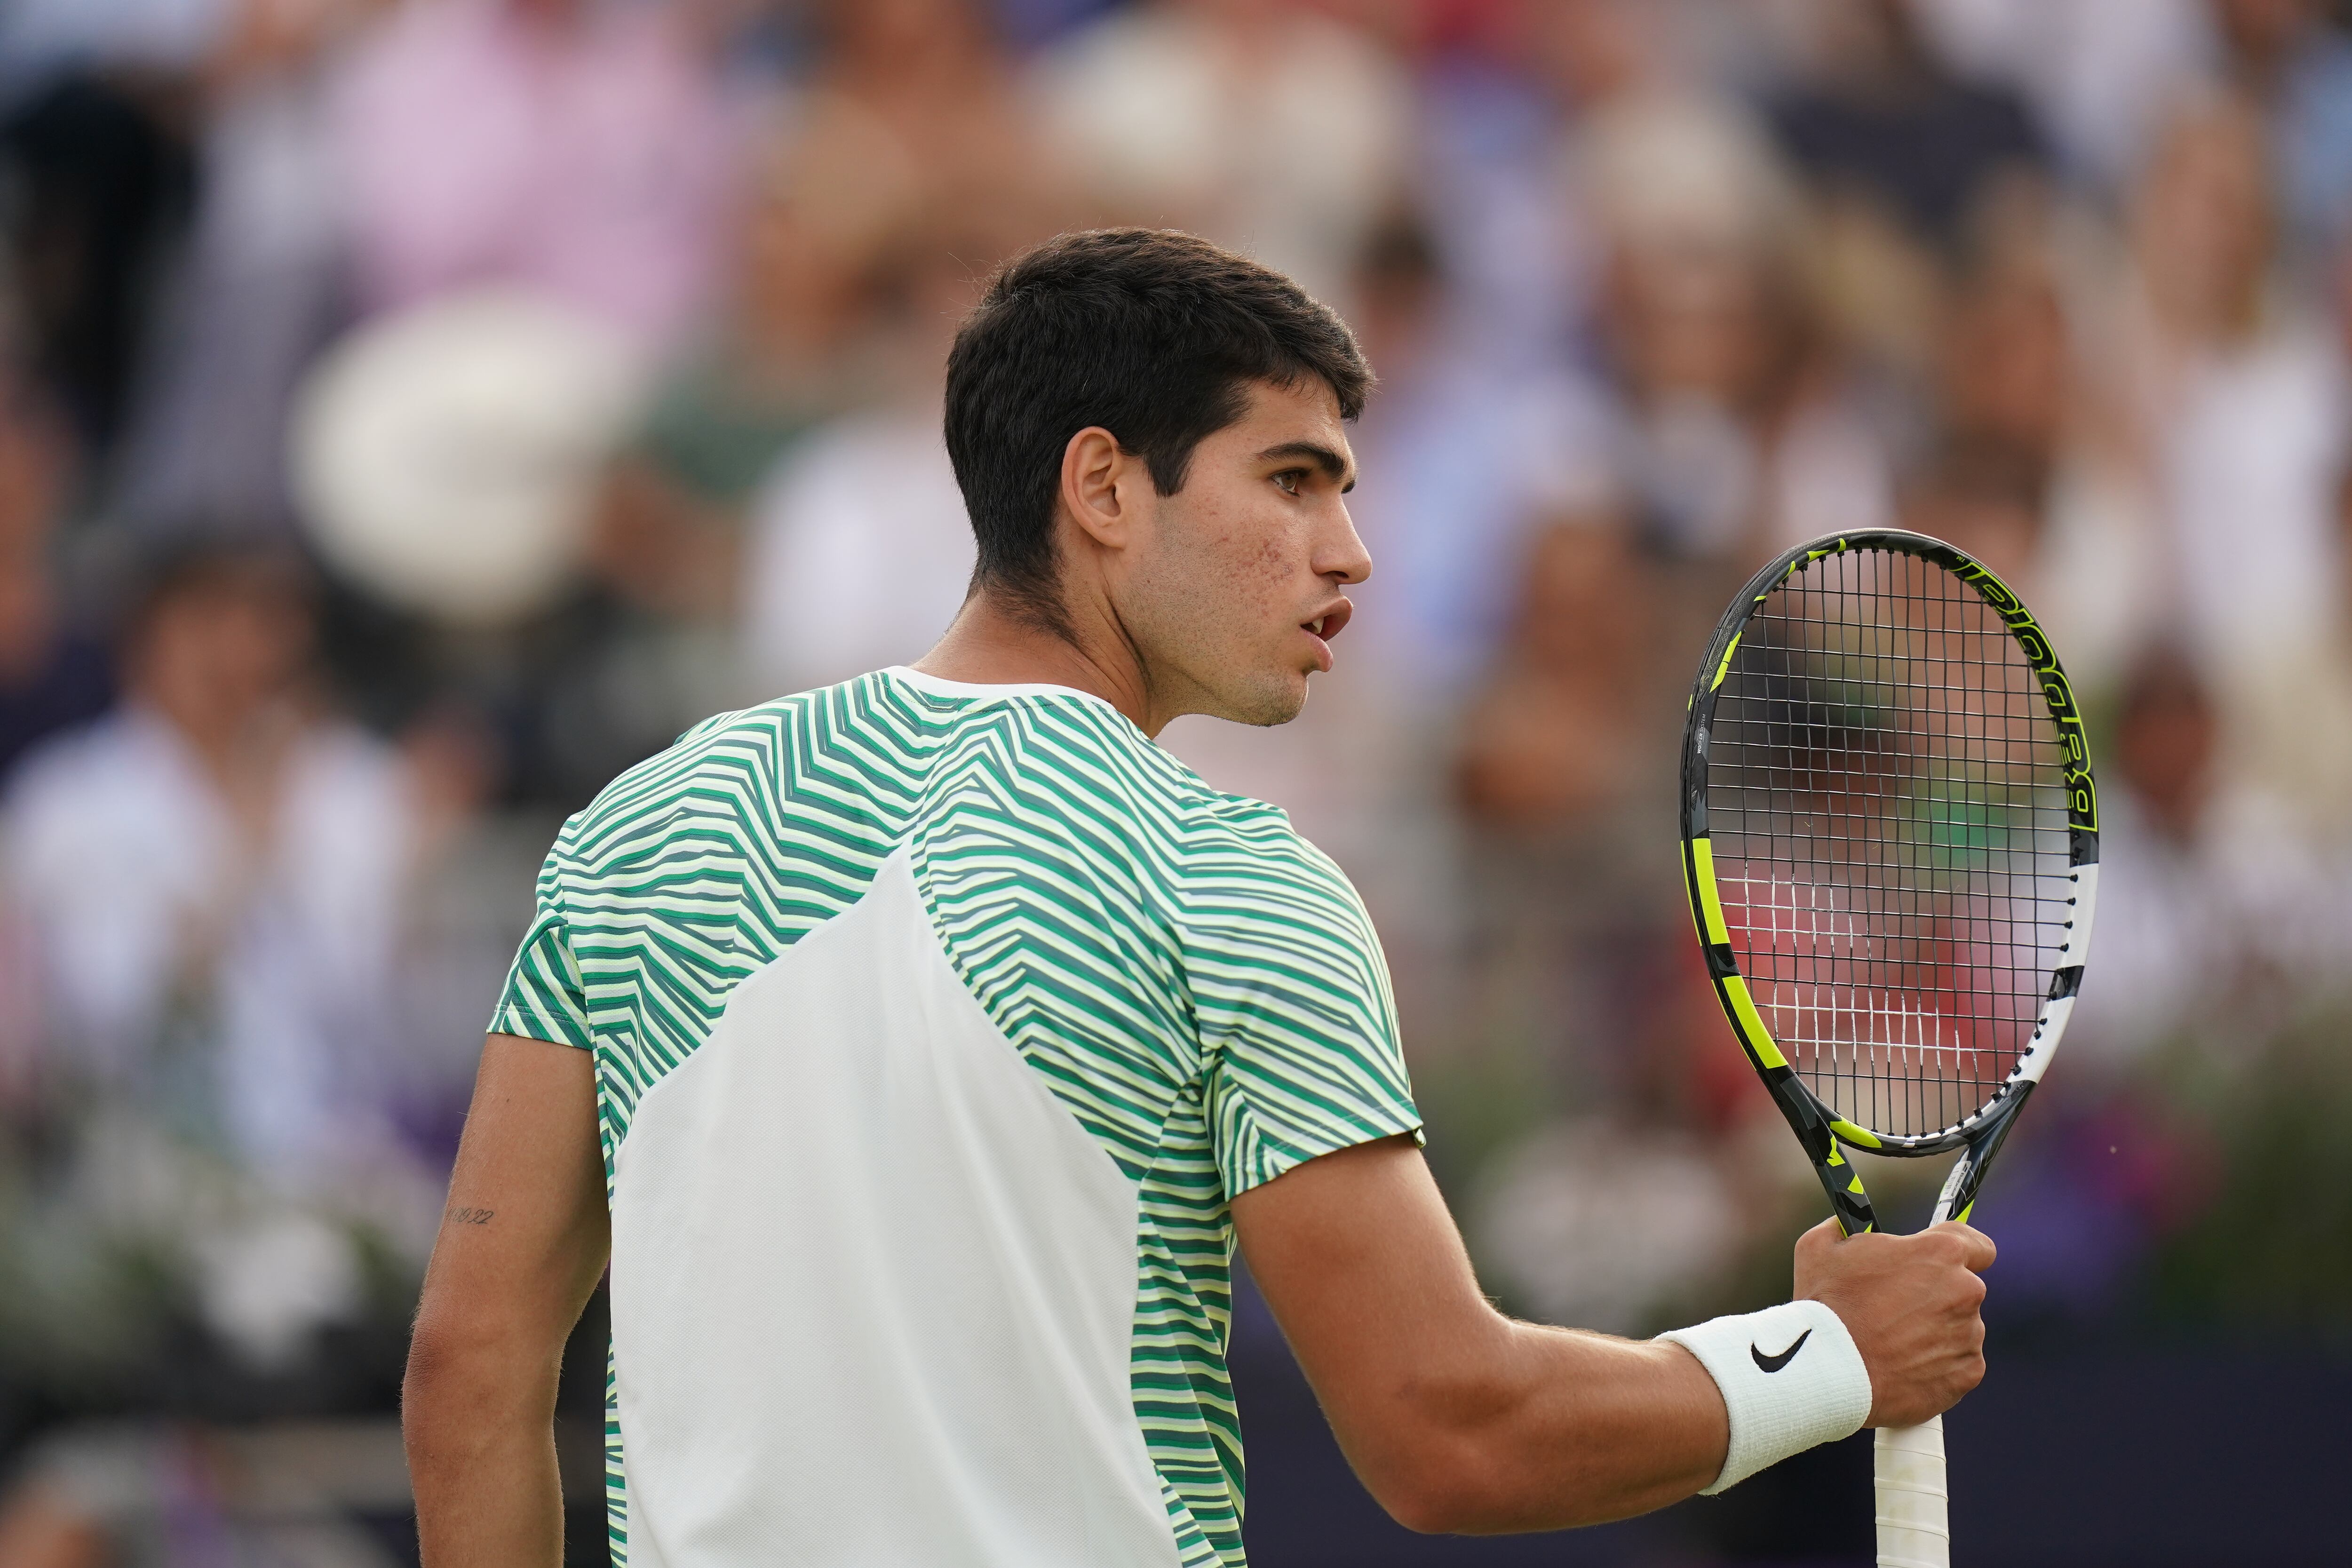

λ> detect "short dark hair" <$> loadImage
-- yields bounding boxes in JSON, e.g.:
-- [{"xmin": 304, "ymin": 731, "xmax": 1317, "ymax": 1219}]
[
  {"xmin": 944, "ymin": 229, "xmax": 1371, "ymax": 629},
  {"xmin": 118, "ymin": 540, "xmax": 311, "ymax": 652}
]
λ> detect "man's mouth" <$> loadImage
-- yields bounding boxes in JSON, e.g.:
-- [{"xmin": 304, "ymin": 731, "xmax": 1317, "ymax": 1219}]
[
  {"xmin": 1303, "ymin": 601, "xmax": 1352, "ymax": 642},
  {"xmin": 1301, "ymin": 600, "xmax": 1352, "ymax": 671}
]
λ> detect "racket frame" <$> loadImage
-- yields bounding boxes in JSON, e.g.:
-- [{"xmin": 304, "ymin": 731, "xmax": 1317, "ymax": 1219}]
[{"xmin": 1677, "ymin": 529, "xmax": 2100, "ymax": 1236}]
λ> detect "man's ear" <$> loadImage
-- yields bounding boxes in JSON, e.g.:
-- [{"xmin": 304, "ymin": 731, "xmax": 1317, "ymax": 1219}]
[{"xmin": 1058, "ymin": 426, "xmax": 1147, "ymax": 551}]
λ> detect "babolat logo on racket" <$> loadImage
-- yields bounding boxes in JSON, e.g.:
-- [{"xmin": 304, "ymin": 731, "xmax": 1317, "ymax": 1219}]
[
  {"xmin": 1750, "ymin": 1329, "xmax": 1812, "ymax": 1373},
  {"xmin": 1947, "ymin": 554, "xmax": 2100, "ymax": 833}
]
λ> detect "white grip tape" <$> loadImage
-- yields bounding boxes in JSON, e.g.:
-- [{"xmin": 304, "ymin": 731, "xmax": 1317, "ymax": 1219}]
[
  {"xmin": 1875, "ymin": 1416, "xmax": 1949, "ymax": 1568},
  {"xmin": 1658, "ymin": 1299, "xmax": 1872, "ymax": 1495}
]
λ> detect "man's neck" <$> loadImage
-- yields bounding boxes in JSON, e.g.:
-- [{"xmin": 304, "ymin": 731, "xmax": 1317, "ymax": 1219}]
[{"xmin": 913, "ymin": 589, "xmax": 1163, "ymax": 735}]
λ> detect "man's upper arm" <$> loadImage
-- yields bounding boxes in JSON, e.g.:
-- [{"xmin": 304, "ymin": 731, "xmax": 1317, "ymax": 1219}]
[
  {"xmin": 418, "ymin": 826, "xmax": 607, "ymax": 1359},
  {"xmin": 1229, "ymin": 1138, "xmax": 1510, "ymax": 1508},
  {"xmin": 413, "ymin": 1033, "xmax": 610, "ymax": 1365}
]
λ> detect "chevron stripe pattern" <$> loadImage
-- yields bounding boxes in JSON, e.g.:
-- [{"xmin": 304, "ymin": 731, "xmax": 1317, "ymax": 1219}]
[{"xmin": 492, "ymin": 669, "xmax": 1420, "ymax": 1567}]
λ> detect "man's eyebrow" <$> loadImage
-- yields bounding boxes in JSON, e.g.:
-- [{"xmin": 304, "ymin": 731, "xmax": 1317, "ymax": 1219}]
[{"xmin": 1258, "ymin": 440, "xmax": 1357, "ymax": 492}]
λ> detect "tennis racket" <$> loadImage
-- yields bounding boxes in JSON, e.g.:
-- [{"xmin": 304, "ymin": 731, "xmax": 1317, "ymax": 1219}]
[{"xmin": 1677, "ymin": 530, "xmax": 2098, "ymax": 1568}]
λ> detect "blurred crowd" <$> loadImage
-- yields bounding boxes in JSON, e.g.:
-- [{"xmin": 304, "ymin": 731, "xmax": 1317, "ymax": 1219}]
[{"xmin": 3, "ymin": 0, "xmax": 2352, "ymax": 1555}]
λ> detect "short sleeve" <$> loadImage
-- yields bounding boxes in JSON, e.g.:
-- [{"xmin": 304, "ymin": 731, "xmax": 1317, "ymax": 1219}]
[
  {"xmin": 1189, "ymin": 825, "xmax": 1422, "ymax": 1199},
  {"xmin": 489, "ymin": 836, "xmax": 594, "ymax": 1049}
]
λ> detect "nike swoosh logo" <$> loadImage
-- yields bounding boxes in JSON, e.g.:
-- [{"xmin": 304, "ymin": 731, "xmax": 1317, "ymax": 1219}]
[{"xmin": 1751, "ymin": 1329, "xmax": 1812, "ymax": 1373}]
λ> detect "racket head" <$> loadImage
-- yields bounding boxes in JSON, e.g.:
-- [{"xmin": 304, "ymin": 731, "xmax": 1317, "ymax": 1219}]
[{"xmin": 1680, "ymin": 531, "xmax": 2098, "ymax": 1159}]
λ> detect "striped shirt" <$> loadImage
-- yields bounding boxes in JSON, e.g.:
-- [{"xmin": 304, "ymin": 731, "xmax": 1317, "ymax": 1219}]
[{"xmin": 493, "ymin": 667, "xmax": 1421, "ymax": 1567}]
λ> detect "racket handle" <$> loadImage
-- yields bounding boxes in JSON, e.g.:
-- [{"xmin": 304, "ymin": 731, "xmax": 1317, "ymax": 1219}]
[{"xmin": 1874, "ymin": 1416, "xmax": 1948, "ymax": 1568}]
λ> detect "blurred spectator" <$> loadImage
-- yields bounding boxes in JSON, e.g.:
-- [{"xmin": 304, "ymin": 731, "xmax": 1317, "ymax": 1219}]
[
  {"xmin": 1407, "ymin": 0, "xmax": 1677, "ymax": 367},
  {"xmin": 1447, "ymin": 519, "xmax": 1685, "ymax": 1147},
  {"xmin": 1915, "ymin": 0, "xmax": 2352, "ymax": 255},
  {"xmin": 1754, "ymin": 0, "xmax": 2049, "ymax": 389},
  {"xmin": 2205, "ymin": 0, "xmax": 2352, "ymax": 257},
  {"xmin": 613, "ymin": 96, "xmax": 917, "ymax": 528},
  {"xmin": 1937, "ymin": 244, "xmax": 2073, "ymax": 468},
  {"xmin": 2070, "ymin": 645, "xmax": 2329, "ymax": 1070},
  {"xmin": 809, "ymin": 0, "xmax": 1069, "ymax": 244},
  {"xmin": 1908, "ymin": 0, "xmax": 2209, "ymax": 197},
  {"xmin": 1033, "ymin": 0, "xmax": 1413, "ymax": 306},
  {"xmin": 330, "ymin": 0, "xmax": 738, "ymax": 347},
  {"xmin": 1767, "ymin": 0, "xmax": 2048, "ymax": 255},
  {"xmin": 0, "ymin": 548, "xmax": 466, "ymax": 1315},
  {"xmin": 1338, "ymin": 209, "xmax": 1616, "ymax": 703},
  {"xmin": 1581, "ymin": 92, "xmax": 1899, "ymax": 559},
  {"xmin": 1457, "ymin": 518, "xmax": 1661, "ymax": 835},
  {"xmin": 596, "ymin": 0, "xmax": 1051, "ymax": 659},
  {"xmin": 0, "ymin": 73, "xmax": 196, "ymax": 454},
  {"xmin": 112, "ymin": 0, "xmax": 375, "ymax": 537},
  {"xmin": 0, "ymin": 380, "xmax": 111, "ymax": 782},
  {"xmin": 0, "ymin": 1420, "xmax": 419, "ymax": 1567},
  {"xmin": 0, "ymin": 549, "xmax": 503, "ymax": 1453},
  {"xmin": 1926, "ymin": 247, "xmax": 2158, "ymax": 691},
  {"xmin": 2106, "ymin": 92, "xmax": 2352, "ymax": 812},
  {"xmin": 1471, "ymin": 1115, "xmax": 1740, "ymax": 1334},
  {"xmin": 741, "ymin": 238, "xmax": 987, "ymax": 695}
]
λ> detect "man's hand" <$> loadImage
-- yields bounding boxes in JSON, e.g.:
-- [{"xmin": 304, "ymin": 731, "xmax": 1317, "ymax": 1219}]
[{"xmin": 1793, "ymin": 1218, "xmax": 1996, "ymax": 1428}]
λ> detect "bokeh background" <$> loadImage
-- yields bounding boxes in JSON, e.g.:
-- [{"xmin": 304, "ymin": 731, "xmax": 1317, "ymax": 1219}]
[{"xmin": 1, "ymin": 0, "xmax": 2350, "ymax": 1563}]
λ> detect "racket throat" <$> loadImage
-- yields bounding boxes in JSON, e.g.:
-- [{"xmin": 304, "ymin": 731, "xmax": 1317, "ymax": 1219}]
[
  {"xmin": 1772, "ymin": 1082, "xmax": 1882, "ymax": 1235},
  {"xmin": 1931, "ymin": 1086, "xmax": 2031, "ymax": 1226},
  {"xmin": 1818, "ymin": 1141, "xmax": 1879, "ymax": 1238}
]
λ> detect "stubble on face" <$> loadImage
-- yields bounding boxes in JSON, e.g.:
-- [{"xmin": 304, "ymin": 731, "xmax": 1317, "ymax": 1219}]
[
  {"xmin": 1139, "ymin": 526, "xmax": 1313, "ymax": 727},
  {"xmin": 1118, "ymin": 381, "xmax": 1363, "ymax": 730}
]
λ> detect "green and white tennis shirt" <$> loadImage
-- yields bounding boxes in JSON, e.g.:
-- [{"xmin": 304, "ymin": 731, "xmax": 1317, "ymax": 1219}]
[{"xmin": 492, "ymin": 667, "xmax": 1421, "ymax": 1568}]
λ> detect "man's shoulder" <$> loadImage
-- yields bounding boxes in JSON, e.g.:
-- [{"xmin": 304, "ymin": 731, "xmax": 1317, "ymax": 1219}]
[
  {"xmin": 551, "ymin": 670, "xmax": 1176, "ymax": 870},
  {"xmin": 931, "ymin": 700, "xmax": 1320, "ymax": 860},
  {"xmin": 556, "ymin": 673, "xmax": 922, "ymax": 867},
  {"xmin": 1176, "ymin": 786, "xmax": 1355, "ymax": 894},
  {"xmin": 1179, "ymin": 808, "xmax": 1378, "ymax": 971}
]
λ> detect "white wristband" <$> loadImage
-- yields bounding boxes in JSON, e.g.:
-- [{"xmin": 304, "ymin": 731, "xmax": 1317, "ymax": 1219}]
[{"xmin": 1658, "ymin": 1299, "xmax": 1872, "ymax": 1494}]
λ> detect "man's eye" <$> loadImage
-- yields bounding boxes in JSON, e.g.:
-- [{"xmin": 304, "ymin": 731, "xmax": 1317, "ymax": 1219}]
[{"xmin": 1272, "ymin": 470, "xmax": 1302, "ymax": 495}]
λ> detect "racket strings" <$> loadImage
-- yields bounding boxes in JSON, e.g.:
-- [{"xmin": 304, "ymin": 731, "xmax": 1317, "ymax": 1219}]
[{"xmin": 1706, "ymin": 547, "xmax": 2073, "ymax": 1138}]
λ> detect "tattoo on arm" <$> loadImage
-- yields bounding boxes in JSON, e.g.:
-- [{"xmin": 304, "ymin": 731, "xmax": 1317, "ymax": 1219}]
[{"xmin": 446, "ymin": 1205, "xmax": 496, "ymax": 1226}]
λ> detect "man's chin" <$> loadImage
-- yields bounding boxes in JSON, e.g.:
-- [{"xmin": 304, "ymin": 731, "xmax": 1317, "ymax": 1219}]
[{"xmin": 1228, "ymin": 670, "xmax": 1311, "ymax": 729}]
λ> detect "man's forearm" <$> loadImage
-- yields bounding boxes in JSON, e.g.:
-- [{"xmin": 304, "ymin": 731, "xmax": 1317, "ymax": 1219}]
[
  {"xmin": 1343, "ymin": 1314, "xmax": 1729, "ymax": 1533},
  {"xmin": 405, "ymin": 1330, "xmax": 566, "ymax": 1568},
  {"xmin": 1465, "ymin": 1323, "xmax": 1727, "ymax": 1529}
]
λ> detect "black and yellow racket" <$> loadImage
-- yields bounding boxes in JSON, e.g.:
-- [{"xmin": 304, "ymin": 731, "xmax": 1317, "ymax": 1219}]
[{"xmin": 1678, "ymin": 531, "xmax": 2098, "ymax": 1568}]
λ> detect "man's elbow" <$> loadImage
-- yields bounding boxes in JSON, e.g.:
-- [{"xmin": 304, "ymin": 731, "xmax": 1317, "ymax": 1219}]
[
  {"xmin": 1360, "ymin": 1432, "xmax": 1647, "ymax": 1536},
  {"xmin": 402, "ymin": 1310, "xmax": 550, "ymax": 1438},
  {"xmin": 401, "ymin": 1318, "xmax": 473, "ymax": 1437},
  {"xmin": 1380, "ymin": 1480, "xmax": 1483, "ymax": 1537},
  {"xmin": 1358, "ymin": 1436, "xmax": 1507, "ymax": 1536}
]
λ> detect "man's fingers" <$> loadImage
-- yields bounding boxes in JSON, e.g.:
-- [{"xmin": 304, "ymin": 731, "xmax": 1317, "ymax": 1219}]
[{"xmin": 1927, "ymin": 1220, "xmax": 1998, "ymax": 1273}]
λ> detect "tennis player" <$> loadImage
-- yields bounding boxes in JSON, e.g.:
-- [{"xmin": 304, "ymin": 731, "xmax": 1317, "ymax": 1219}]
[{"xmin": 403, "ymin": 230, "xmax": 1997, "ymax": 1567}]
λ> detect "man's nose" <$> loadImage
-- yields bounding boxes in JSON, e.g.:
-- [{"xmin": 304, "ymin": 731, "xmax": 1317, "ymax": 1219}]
[{"xmin": 1323, "ymin": 506, "xmax": 1373, "ymax": 586}]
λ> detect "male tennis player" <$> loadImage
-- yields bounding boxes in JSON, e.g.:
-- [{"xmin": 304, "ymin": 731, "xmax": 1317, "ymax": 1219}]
[{"xmin": 404, "ymin": 230, "xmax": 1997, "ymax": 1566}]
